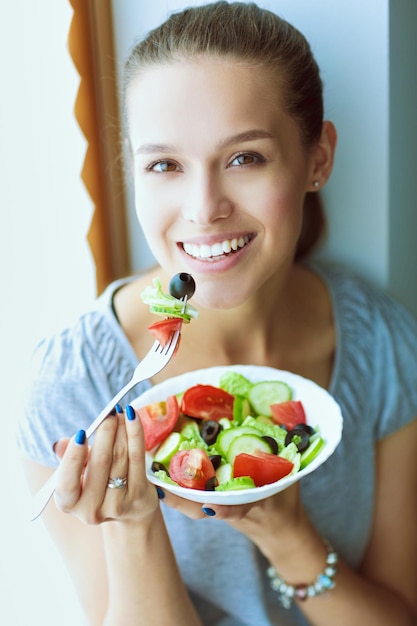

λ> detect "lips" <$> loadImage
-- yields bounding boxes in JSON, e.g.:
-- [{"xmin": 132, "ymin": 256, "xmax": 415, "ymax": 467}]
[{"xmin": 182, "ymin": 234, "xmax": 252, "ymax": 260}]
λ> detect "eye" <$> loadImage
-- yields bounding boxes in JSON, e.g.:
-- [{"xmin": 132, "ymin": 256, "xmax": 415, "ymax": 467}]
[
  {"xmin": 147, "ymin": 160, "xmax": 180, "ymax": 173},
  {"xmin": 229, "ymin": 152, "xmax": 265, "ymax": 167}
]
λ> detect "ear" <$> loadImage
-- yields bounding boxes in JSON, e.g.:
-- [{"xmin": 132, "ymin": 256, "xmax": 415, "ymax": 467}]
[{"xmin": 307, "ymin": 120, "xmax": 337, "ymax": 192}]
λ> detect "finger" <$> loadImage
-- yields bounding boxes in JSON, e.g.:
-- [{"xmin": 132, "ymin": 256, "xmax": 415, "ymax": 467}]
[
  {"xmin": 83, "ymin": 414, "xmax": 118, "ymax": 500},
  {"xmin": 200, "ymin": 503, "xmax": 251, "ymax": 521},
  {"xmin": 54, "ymin": 429, "xmax": 88, "ymax": 512},
  {"xmin": 155, "ymin": 488, "xmax": 211, "ymax": 520},
  {"xmin": 106, "ymin": 409, "xmax": 129, "ymax": 490},
  {"xmin": 53, "ymin": 437, "xmax": 71, "ymax": 460},
  {"xmin": 124, "ymin": 405, "xmax": 149, "ymax": 498}
]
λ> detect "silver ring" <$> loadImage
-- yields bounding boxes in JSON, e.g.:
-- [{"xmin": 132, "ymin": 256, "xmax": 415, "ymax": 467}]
[{"xmin": 107, "ymin": 476, "xmax": 128, "ymax": 489}]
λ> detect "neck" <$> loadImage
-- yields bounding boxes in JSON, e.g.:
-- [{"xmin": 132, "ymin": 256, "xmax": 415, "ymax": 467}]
[
  {"xmin": 181, "ymin": 264, "xmax": 303, "ymax": 364},
  {"xmin": 116, "ymin": 262, "xmax": 335, "ymax": 389}
]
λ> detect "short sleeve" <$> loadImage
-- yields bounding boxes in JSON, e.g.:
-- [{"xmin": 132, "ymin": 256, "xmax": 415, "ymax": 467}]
[
  {"xmin": 16, "ymin": 309, "xmax": 149, "ymax": 467},
  {"xmin": 370, "ymin": 292, "xmax": 417, "ymax": 439},
  {"xmin": 318, "ymin": 261, "xmax": 417, "ymax": 442}
]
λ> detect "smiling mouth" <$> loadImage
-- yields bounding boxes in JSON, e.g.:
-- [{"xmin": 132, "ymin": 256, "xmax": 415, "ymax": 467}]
[{"xmin": 181, "ymin": 235, "xmax": 253, "ymax": 260}]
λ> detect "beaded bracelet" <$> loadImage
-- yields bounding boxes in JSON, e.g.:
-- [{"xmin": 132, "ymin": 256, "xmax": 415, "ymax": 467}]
[{"xmin": 266, "ymin": 541, "xmax": 338, "ymax": 610}]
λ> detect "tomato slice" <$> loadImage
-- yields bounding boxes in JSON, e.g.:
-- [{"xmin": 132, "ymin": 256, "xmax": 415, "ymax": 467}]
[
  {"xmin": 270, "ymin": 400, "xmax": 306, "ymax": 430},
  {"xmin": 147, "ymin": 317, "xmax": 183, "ymax": 350},
  {"xmin": 233, "ymin": 451, "xmax": 293, "ymax": 487},
  {"xmin": 169, "ymin": 448, "xmax": 216, "ymax": 490},
  {"xmin": 181, "ymin": 384, "xmax": 235, "ymax": 421},
  {"xmin": 138, "ymin": 395, "xmax": 179, "ymax": 450}
]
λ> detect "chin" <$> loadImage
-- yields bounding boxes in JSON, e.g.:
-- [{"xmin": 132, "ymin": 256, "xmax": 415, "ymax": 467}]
[{"xmin": 193, "ymin": 283, "xmax": 249, "ymax": 311}]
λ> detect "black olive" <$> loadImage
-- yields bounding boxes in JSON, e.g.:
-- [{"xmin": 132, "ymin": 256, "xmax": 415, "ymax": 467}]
[
  {"xmin": 200, "ymin": 420, "xmax": 223, "ymax": 445},
  {"xmin": 151, "ymin": 461, "xmax": 169, "ymax": 475},
  {"xmin": 209, "ymin": 454, "xmax": 223, "ymax": 470},
  {"xmin": 284, "ymin": 428, "xmax": 310, "ymax": 452},
  {"xmin": 293, "ymin": 423, "xmax": 315, "ymax": 436},
  {"xmin": 205, "ymin": 476, "xmax": 218, "ymax": 491},
  {"xmin": 262, "ymin": 435, "xmax": 279, "ymax": 455},
  {"xmin": 169, "ymin": 273, "xmax": 196, "ymax": 299}
]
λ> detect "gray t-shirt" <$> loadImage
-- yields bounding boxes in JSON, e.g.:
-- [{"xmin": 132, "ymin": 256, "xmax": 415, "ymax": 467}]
[{"xmin": 17, "ymin": 262, "xmax": 417, "ymax": 626}]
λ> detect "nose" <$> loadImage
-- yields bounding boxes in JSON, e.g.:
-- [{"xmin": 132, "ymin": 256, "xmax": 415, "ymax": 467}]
[{"xmin": 181, "ymin": 167, "xmax": 233, "ymax": 225}]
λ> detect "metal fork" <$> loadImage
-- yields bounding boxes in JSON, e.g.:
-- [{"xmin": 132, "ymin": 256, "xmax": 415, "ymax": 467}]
[{"xmin": 29, "ymin": 330, "xmax": 180, "ymax": 521}]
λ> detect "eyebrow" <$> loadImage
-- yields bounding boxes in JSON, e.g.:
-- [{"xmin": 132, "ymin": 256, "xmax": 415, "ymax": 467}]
[
  {"xmin": 134, "ymin": 129, "xmax": 274, "ymax": 155},
  {"xmin": 218, "ymin": 129, "xmax": 275, "ymax": 148}
]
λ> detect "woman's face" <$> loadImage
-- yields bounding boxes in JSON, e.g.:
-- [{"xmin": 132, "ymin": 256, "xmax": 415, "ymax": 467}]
[{"xmin": 127, "ymin": 57, "xmax": 316, "ymax": 309}]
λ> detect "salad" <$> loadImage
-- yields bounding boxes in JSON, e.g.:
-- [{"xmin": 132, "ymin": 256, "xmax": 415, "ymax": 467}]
[
  {"xmin": 141, "ymin": 274, "xmax": 199, "ymax": 349},
  {"xmin": 138, "ymin": 370, "xmax": 326, "ymax": 493}
]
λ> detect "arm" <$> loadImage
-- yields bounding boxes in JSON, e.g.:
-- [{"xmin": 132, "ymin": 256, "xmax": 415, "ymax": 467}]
[
  {"xmin": 207, "ymin": 418, "xmax": 417, "ymax": 625},
  {"xmin": 23, "ymin": 411, "xmax": 202, "ymax": 626},
  {"xmin": 23, "ymin": 462, "xmax": 109, "ymax": 625}
]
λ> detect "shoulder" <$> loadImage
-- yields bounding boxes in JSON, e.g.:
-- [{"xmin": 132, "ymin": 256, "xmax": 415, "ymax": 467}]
[
  {"xmin": 31, "ymin": 278, "xmax": 137, "ymax": 385},
  {"xmin": 313, "ymin": 261, "xmax": 417, "ymax": 342},
  {"xmin": 312, "ymin": 261, "xmax": 417, "ymax": 436},
  {"xmin": 16, "ymin": 279, "xmax": 141, "ymax": 467}
]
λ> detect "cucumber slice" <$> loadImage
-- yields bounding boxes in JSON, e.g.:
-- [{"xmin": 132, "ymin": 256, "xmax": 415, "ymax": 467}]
[
  {"xmin": 300, "ymin": 435, "xmax": 325, "ymax": 469},
  {"xmin": 215, "ymin": 462, "xmax": 233, "ymax": 485},
  {"xmin": 149, "ymin": 304, "xmax": 192, "ymax": 323},
  {"xmin": 141, "ymin": 277, "xmax": 199, "ymax": 322},
  {"xmin": 216, "ymin": 426, "xmax": 260, "ymax": 458},
  {"xmin": 218, "ymin": 417, "xmax": 233, "ymax": 431},
  {"xmin": 153, "ymin": 432, "xmax": 182, "ymax": 465},
  {"xmin": 227, "ymin": 433, "xmax": 273, "ymax": 465},
  {"xmin": 232, "ymin": 396, "xmax": 252, "ymax": 424},
  {"xmin": 248, "ymin": 381, "xmax": 292, "ymax": 416},
  {"xmin": 215, "ymin": 476, "xmax": 256, "ymax": 491}
]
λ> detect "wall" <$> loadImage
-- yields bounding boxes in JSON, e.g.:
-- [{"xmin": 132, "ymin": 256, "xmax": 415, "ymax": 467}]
[
  {"xmin": 388, "ymin": 0, "xmax": 417, "ymax": 315},
  {"xmin": 111, "ymin": 0, "xmax": 417, "ymax": 316},
  {"xmin": 1, "ymin": 1, "xmax": 93, "ymax": 623}
]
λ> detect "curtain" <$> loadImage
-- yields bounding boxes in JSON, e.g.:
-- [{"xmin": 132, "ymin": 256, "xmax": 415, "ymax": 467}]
[{"xmin": 68, "ymin": 0, "xmax": 130, "ymax": 294}]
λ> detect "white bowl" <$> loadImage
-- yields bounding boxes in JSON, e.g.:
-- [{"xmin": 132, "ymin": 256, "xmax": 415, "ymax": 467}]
[{"xmin": 132, "ymin": 365, "xmax": 343, "ymax": 505}]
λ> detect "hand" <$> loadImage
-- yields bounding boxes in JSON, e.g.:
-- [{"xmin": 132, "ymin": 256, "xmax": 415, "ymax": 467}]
[
  {"xmin": 159, "ymin": 481, "xmax": 305, "ymax": 556},
  {"xmin": 53, "ymin": 407, "xmax": 160, "ymax": 525}
]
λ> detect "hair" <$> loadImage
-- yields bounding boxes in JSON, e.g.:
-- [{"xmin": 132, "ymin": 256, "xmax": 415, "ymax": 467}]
[{"xmin": 123, "ymin": 1, "xmax": 326, "ymax": 259}]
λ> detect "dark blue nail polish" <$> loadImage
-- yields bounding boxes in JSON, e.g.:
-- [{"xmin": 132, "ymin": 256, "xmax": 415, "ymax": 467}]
[
  {"xmin": 115, "ymin": 403, "xmax": 123, "ymax": 414},
  {"xmin": 126, "ymin": 405, "xmax": 136, "ymax": 421},
  {"xmin": 156, "ymin": 486, "xmax": 165, "ymax": 500},
  {"xmin": 202, "ymin": 507, "xmax": 216, "ymax": 517},
  {"xmin": 75, "ymin": 429, "xmax": 86, "ymax": 445}
]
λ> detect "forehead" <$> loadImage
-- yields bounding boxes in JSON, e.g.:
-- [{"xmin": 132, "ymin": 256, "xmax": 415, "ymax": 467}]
[{"xmin": 126, "ymin": 57, "xmax": 287, "ymax": 142}]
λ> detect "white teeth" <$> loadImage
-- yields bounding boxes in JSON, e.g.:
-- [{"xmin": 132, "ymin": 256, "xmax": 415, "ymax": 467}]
[
  {"xmin": 200, "ymin": 244, "xmax": 212, "ymax": 258},
  {"xmin": 183, "ymin": 235, "xmax": 250, "ymax": 259},
  {"xmin": 222, "ymin": 240, "xmax": 231, "ymax": 254},
  {"xmin": 211, "ymin": 242, "xmax": 223, "ymax": 256}
]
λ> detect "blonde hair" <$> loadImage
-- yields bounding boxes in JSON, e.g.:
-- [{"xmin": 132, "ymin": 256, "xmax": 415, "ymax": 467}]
[{"xmin": 124, "ymin": 1, "xmax": 326, "ymax": 257}]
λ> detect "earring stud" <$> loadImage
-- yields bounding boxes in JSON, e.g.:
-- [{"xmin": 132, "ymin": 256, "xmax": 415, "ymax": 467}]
[{"xmin": 313, "ymin": 180, "xmax": 320, "ymax": 188}]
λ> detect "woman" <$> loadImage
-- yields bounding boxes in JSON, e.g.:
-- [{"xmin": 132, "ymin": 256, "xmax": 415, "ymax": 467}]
[{"xmin": 18, "ymin": 3, "xmax": 417, "ymax": 625}]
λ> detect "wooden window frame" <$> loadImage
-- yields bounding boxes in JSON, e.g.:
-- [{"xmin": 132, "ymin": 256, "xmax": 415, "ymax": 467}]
[{"xmin": 68, "ymin": 0, "xmax": 130, "ymax": 294}]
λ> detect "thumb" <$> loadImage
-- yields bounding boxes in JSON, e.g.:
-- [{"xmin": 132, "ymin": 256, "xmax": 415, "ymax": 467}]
[{"xmin": 53, "ymin": 437, "xmax": 71, "ymax": 460}]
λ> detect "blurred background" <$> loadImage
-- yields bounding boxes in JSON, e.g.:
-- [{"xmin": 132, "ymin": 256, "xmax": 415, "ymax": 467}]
[{"xmin": 1, "ymin": 0, "xmax": 416, "ymax": 623}]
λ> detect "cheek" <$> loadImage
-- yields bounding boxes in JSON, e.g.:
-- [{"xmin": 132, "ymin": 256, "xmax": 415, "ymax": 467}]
[
  {"xmin": 134, "ymin": 183, "xmax": 169, "ymax": 237},
  {"xmin": 254, "ymin": 184, "xmax": 305, "ymax": 237}
]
